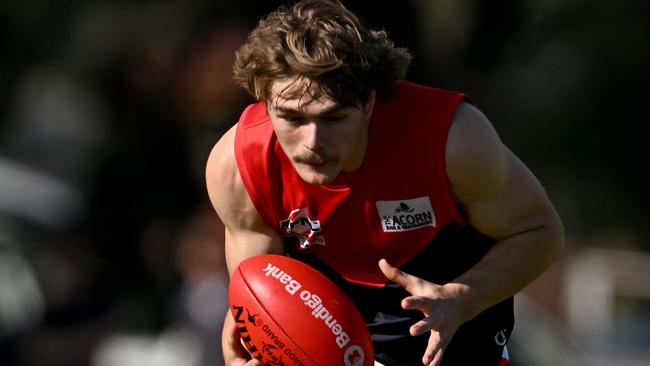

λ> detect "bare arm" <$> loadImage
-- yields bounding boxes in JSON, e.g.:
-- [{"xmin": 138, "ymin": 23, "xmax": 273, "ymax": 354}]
[
  {"xmin": 444, "ymin": 101, "xmax": 564, "ymax": 320},
  {"xmin": 206, "ymin": 124, "xmax": 284, "ymax": 365},
  {"xmin": 379, "ymin": 102, "xmax": 564, "ymax": 365}
]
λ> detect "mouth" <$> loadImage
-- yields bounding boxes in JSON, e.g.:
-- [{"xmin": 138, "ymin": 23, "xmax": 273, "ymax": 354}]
[
  {"xmin": 301, "ymin": 159, "xmax": 326, "ymax": 168},
  {"xmin": 295, "ymin": 156, "xmax": 328, "ymax": 168}
]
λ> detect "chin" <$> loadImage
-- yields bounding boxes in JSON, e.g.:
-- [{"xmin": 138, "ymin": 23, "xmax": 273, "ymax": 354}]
[
  {"xmin": 299, "ymin": 172, "xmax": 335, "ymax": 185},
  {"xmin": 296, "ymin": 165, "xmax": 338, "ymax": 185}
]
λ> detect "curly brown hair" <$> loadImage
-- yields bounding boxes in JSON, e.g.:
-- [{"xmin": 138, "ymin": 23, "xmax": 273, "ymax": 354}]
[{"xmin": 232, "ymin": 0, "xmax": 412, "ymax": 107}]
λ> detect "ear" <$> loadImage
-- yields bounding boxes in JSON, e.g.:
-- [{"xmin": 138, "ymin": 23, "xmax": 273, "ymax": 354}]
[{"xmin": 363, "ymin": 90, "xmax": 376, "ymax": 115}]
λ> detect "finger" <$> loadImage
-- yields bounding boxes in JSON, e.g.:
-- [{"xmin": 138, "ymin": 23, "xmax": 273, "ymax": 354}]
[
  {"xmin": 410, "ymin": 316, "xmax": 435, "ymax": 337},
  {"xmin": 378, "ymin": 258, "xmax": 419, "ymax": 293},
  {"xmin": 422, "ymin": 332, "xmax": 444, "ymax": 366},
  {"xmin": 233, "ymin": 334, "xmax": 252, "ymax": 360},
  {"xmin": 230, "ymin": 359, "xmax": 256, "ymax": 366},
  {"xmin": 225, "ymin": 321, "xmax": 252, "ymax": 361},
  {"xmin": 401, "ymin": 295, "xmax": 433, "ymax": 313},
  {"xmin": 227, "ymin": 321, "xmax": 257, "ymax": 363},
  {"xmin": 428, "ymin": 349, "xmax": 443, "ymax": 366}
]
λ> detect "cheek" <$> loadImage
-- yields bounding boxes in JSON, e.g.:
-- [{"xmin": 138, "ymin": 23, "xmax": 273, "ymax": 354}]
[
  {"xmin": 275, "ymin": 128, "xmax": 303, "ymax": 151},
  {"xmin": 332, "ymin": 124, "xmax": 361, "ymax": 147}
]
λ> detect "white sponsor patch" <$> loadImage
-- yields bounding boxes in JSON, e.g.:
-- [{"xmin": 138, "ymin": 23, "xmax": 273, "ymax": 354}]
[{"xmin": 376, "ymin": 196, "xmax": 436, "ymax": 232}]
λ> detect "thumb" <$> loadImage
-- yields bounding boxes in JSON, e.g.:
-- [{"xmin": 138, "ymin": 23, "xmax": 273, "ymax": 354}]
[{"xmin": 378, "ymin": 258, "xmax": 418, "ymax": 293}]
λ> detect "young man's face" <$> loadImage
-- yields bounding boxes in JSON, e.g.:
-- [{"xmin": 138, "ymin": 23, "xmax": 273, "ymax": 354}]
[{"xmin": 266, "ymin": 78, "xmax": 374, "ymax": 185}]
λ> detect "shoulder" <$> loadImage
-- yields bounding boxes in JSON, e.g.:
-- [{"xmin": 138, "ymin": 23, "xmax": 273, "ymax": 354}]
[
  {"xmin": 206, "ymin": 124, "xmax": 238, "ymax": 194},
  {"xmin": 445, "ymin": 102, "xmax": 509, "ymax": 204},
  {"xmin": 389, "ymin": 81, "xmax": 464, "ymax": 105},
  {"xmin": 206, "ymin": 124, "xmax": 285, "ymax": 271},
  {"xmin": 206, "ymin": 103, "xmax": 266, "ymax": 200},
  {"xmin": 205, "ymin": 124, "xmax": 254, "ymax": 225}
]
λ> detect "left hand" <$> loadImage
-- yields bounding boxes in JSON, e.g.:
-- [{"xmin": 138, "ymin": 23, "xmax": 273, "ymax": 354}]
[{"xmin": 378, "ymin": 259, "xmax": 471, "ymax": 366}]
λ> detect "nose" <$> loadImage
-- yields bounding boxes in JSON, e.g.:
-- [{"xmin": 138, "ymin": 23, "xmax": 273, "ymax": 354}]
[{"xmin": 302, "ymin": 121, "xmax": 323, "ymax": 151}]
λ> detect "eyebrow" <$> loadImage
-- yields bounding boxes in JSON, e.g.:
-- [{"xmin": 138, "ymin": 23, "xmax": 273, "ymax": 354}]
[{"xmin": 274, "ymin": 104, "xmax": 349, "ymax": 117}]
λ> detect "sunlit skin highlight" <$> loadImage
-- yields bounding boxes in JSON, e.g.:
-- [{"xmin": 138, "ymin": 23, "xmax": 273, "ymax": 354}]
[{"xmin": 266, "ymin": 78, "xmax": 375, "ymax": 184}]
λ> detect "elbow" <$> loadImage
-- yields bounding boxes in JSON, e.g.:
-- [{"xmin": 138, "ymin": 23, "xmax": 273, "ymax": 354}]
[{"xmin": 546, "ymin": 212, "xmax": 565, "ymax": 263}]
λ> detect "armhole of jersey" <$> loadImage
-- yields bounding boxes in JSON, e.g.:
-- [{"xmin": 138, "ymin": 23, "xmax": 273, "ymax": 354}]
[
  {"xmin": 233, "ymin": 106, "xmax": 277, "ymax": 229},
  {"xmin": 439, "ymin": 93, "xmax": 470, "ymax": 226}
]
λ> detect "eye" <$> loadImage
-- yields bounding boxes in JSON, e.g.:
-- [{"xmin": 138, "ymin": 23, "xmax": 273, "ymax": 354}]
[
  {"xmin": 320, "ymin": 115, "xmax": 345, "ymax": 123},
  {"xmin": 281, "ymin": 115, "xmax": 308, "ymax": 124}
]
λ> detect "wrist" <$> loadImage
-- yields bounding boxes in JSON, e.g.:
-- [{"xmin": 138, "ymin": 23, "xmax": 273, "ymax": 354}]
[{"xmin": 441, "ymin": 282, "xmax": 482, "ymax": 323}]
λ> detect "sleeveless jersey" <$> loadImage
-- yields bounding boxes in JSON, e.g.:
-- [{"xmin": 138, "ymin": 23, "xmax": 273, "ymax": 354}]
[
  {"xmin": 234, "ymin": 81, "xmax": 514, "ymax": 365},
  {"xmin": 235, "ymin": 81, "xmax": 466, "ymax": 286}
]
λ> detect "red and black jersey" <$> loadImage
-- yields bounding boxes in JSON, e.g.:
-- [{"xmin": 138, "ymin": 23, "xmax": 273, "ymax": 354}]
[
  {"xmin": 235, "ymin": 81, "xmax": 466, "ymax": 286},
  {"xmin": 234, "ymin": 81, "xmax": 513, "ymax": 365}
]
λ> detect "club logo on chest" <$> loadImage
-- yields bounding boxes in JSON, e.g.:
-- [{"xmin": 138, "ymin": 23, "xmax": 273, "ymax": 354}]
[{"xmin": 279, "ymin": 207, "xmax": 326, "ymax": 248}]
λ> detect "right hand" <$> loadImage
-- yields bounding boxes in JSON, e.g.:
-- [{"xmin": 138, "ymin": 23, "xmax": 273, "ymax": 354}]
[
  {"xmin": 222, "ymin": 312, "xmax": 262, "ymax": 366},
  {"xmin": 379, "ymin": 259, "xmax": 470, "ymax": 366}
]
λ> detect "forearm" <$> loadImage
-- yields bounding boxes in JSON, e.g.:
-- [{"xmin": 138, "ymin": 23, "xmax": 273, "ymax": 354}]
[
  {"xmin": 222, "ymin": 311, "xmax": 235, "ymax": 359},
  {"xmin": 222, "ymin": 310, "xmax": 244, "ymax": 364},
  {"xmin": 448, "ymin": 222, "xmax": 564, "ymax": 322}
]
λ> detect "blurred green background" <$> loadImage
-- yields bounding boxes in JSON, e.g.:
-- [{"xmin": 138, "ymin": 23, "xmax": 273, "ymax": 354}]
[{"xmin": 1, "ymin": 1, "xmax": 649, "ymax": 365}]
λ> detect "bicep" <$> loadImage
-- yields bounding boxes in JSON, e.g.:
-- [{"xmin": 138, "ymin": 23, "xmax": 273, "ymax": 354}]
[
  {"xmin": 463, "ymin": 149, "xmax": 558, "ymax": 240},
  {"xmin": 224, "ymin": 223, "xmax": 284, "ymax": 274},
  {"xmin": 206, "ymin": 125, "xmax": 284, "ymax": 275},
  {"xmin": 446, "ymin": 102, "xmax": 558, "ymax": 240}
]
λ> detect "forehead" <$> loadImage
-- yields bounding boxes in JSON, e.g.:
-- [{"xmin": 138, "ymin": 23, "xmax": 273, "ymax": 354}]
[{"xmin": 269, "ymin": 77, "xmax": 339, "ymax": 112}]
